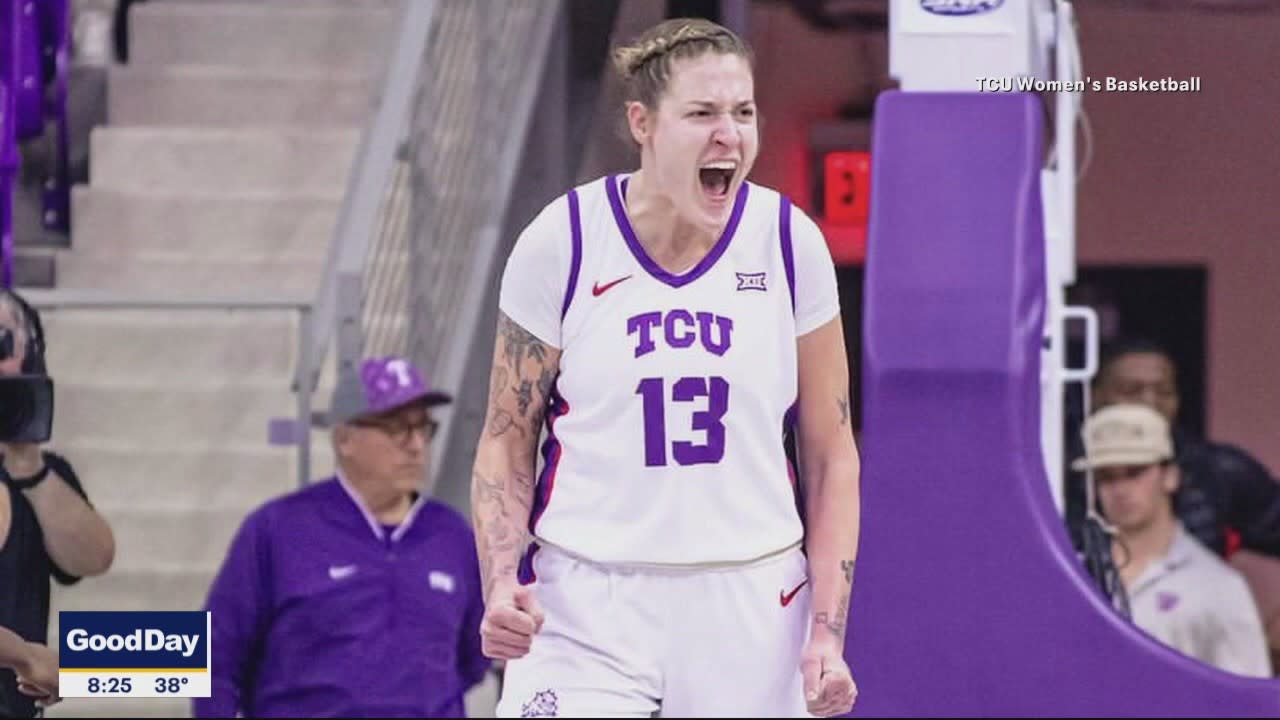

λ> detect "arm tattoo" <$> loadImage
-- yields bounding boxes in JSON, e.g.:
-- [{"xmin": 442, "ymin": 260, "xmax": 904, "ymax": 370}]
[
  {"xmin": 473, "ymin": 470, "xmax": 508, "ymax": 514},
  {"xmin": 536, "ymin": 366, "xmax": 556, "ymax": 405},
  {"xmin": 500, "ymin": 317, "xmax": 548, "ymax": 382},
  {"xmin": 476, "ymin": 315, "xmax": 557, "ymax": 599},
  {"xmin": 488, "ymin": 315, "xmax": 559, "ymax": 437},
  {"xmin": 837, "ymin": 394, "xmax": 850, "ymax": 426},
  {"xmin": 473, "ymin": 469, "xmax": 532, "ymax": 599},
  {"xmin": 841, "ymin": 559, "xmax": 855, "ymax": 585},
  {"xmin": 814, "ymin": 609, "xmax": 846, "ymax": 641},
  {"xmin": 515, "ymin": 380, "xmax": 534, "ymax": 418},
  {"xmin": 814, "ymin": 594, "xmax": 851, "ymax": 641},
  {"xmin": 486, "ymin": 365, "xmax": 524, "ymax": 438},
  {"xmin": 487, "ymin": 408, "xmax": 525, "ymax": 439},
  {"xmin": 492, "ymin": 314, "xmax": 556, "ymax": 437},
  {"xmin": 489, "ymin": 366, "xmax": 509, "ymax": 404}
]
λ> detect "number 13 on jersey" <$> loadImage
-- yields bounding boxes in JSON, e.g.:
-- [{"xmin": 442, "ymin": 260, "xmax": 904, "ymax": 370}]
[{"xmin": 635, "ymin": 376, "xmax": 729, "ymax": 466}]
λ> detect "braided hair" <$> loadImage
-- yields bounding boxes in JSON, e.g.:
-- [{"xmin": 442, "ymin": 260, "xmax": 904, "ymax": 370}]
[{"xmin": 611, "ymin": 18, "xmax": 754, "ymax": 112}]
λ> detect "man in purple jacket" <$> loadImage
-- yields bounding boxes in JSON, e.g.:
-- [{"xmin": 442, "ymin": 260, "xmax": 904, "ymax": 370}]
[{"xmin": 194, "ymin": 356, "xmax": 490, "ymax": 718}]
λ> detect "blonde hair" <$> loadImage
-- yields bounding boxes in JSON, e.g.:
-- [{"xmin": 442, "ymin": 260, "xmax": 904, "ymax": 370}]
[{"xmin": 611, "ymin": 18, "xmax": 754, "ymax": 111}]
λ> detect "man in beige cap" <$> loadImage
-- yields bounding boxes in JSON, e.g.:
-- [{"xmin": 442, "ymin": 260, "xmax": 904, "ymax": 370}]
[{"xmin": 1076, "ymin": 403, "xmax": 1272, "ymax": 677}]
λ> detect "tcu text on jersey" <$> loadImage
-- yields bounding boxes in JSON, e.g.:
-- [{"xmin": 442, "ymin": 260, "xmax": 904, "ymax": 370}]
[
  {"xmin": 625, "ymin": 309, "xmax": 735, "ymax": 468},
  {"xmin": 626, "ymin": 309, "xmax": 734, "ymax": 358}
]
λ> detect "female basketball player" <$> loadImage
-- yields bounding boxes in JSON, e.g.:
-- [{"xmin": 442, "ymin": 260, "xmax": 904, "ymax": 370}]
[{"xmin": 471, "ymin": 18, "xmax": 861, "ymax": 718}]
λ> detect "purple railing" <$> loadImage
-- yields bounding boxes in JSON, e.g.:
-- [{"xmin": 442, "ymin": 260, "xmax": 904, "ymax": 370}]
[{"xmin": 0, "ymin": 0, "xmax": 70, "ymax": 288}]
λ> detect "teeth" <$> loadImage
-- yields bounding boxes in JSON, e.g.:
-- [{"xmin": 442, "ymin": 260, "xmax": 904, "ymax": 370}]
[{"xmin": 701, "ymin": 161, "xmax": 737, "ymax": 170}]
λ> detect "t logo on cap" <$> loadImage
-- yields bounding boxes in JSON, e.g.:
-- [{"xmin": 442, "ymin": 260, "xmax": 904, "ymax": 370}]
[
  {"xmin": 384, "ymin": 359, "xmax": 415, "ymax": 388},
  {"xmin": 329, "ymin": 356, "xmax": 453, "ymax": 426}
]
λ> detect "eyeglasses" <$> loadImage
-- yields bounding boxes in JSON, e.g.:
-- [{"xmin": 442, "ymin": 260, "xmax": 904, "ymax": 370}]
[{"xmin": 352, "ymin": 415, "xmax": 439, "ymax": 445}]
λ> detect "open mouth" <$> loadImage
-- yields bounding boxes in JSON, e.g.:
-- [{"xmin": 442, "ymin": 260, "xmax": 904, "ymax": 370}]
[{"xmin": 698, "ymin": 161, "xmax": 737, "ymax": 201}]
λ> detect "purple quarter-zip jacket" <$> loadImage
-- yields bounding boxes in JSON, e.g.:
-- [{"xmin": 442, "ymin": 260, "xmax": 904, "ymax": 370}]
[{"xmin": 193, "ymin": 477, "xmax": 489, "ymax": 718}]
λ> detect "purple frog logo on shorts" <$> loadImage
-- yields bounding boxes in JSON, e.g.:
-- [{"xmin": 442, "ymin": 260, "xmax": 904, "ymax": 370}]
[{"xmin": 521, "ymin": 689, "xmax": 559, "ymax": 718}]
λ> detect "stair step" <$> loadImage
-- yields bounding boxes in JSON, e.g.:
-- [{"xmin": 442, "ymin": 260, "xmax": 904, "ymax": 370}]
[
  {"xmin": 52, "ymin": 566, "xmax": 214, "ymax": 613},
  {"xmin": 71, "ymin": 187, "xmax": 340, "ymax": 258},
  {"xmin": 12, "ymin": 248, "xmax": 56, "ymax": 288},
  {"xmin": 54, "ymin": 252, "xmax": 326, "ymax": 296},
  {"xmin": 131, "ymin": 0, "xmax": 394, "ymax": 72},
  {"xmin": 109, "ymin": 65, "xmax": 373, "ymax": 127},
  {"xmin": 45, "ymin": 695, "xmax": 192, "ymax": 719},
  {"xmin": 58, "ymin": 443, "xmax": 332, "ymax": 511},
  {"xmin": 55, "ymin": 381, "xmax": 297, "ymax": 447},
  {"xmin": 103, "ymin": 507, "xmax": 260, "ymax": 573},
  {"xmin": 89, "ymin": 127, "xmax": 359, "ymax": 194},
  {"xmin": 43, "ymin": 310, "xmax": 300, "ymax": 381},
  {"xmin": 61, "ymin": 446, "xmax": 294, "ymax": 511}
]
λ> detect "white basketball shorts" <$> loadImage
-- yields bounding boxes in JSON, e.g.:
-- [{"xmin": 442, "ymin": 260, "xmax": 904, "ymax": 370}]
[{"xmin": 496, "ymin": 542, "xmax": 814, "ymax": 718}]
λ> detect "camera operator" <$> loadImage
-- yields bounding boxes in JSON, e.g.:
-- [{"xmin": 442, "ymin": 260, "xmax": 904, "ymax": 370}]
[{"xmin": 0, "ymin": 289, "xmax": 114, "ymax": 717}]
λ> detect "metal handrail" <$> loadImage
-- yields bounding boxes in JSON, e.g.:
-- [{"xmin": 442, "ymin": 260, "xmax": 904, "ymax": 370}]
[
  {"xmin": 23, "ymin": 290, "xmax": 316, "ymax": 488},
  {"xmin": 296, "ymin": 0, "xmax": 437, "ymax": 396},
  {"xmin": 427, "ymin": 1, "xmax": 563, "ymax": 485}
]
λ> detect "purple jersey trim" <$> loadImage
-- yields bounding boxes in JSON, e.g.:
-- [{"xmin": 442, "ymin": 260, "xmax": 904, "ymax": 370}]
[
  {"xmin": 606, "ymin": 174, "xmax": 749, "ymax": 288},
  {"xmin": 779, "ymin": 195, "xmax": 797, "ymax": 312},
  {"xmin": 518, "ymin": 541, "xmax": 542, "ymax": 585},
  {"xmin": 561, "ymin": 190, "xmax": 583, "ymax": 320},
  {"xmin": 528, "ymin": 383, "xmax": 570, "ymax": 535}
]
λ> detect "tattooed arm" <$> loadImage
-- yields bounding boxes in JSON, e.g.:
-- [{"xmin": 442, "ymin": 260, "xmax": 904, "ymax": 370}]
[
  {"xmin": 797, "ymin": 314, "xmax": 861, "ymax": 642},
  {"xmin": 471, "ymin": 311, "xmax": 561, "ymax": 603},
  {"xmin": 795, "ymin": 314, "xmax": 862, "ymax": 715}
]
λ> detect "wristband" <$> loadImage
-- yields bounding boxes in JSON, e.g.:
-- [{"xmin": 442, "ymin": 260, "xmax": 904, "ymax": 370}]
[{"xmin": 6, "ymin": 459, "xmax": 50, "ymax": 490}]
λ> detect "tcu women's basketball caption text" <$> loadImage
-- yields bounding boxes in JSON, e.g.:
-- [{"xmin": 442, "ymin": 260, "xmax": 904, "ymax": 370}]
[{"xmin": 976, "ymin": 76, "xmax": 1201, "ymax": 93}]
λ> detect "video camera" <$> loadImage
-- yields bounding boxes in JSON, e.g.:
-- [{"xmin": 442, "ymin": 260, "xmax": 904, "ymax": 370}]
[
  {"xmin": 0, "ymin": 377, "xmax": 53, "ymax": 443},
  {"xmin": 0, "ymin": 294, "xmax": 53, "ymax": 444}
]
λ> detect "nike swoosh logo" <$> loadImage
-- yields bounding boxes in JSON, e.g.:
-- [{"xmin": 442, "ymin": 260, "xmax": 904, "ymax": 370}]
[
  {"xmin": 780, "ymin": 579, "xmax": 808, "ymax": 607},
  {"xmin": 592, "ymin": 274, "xmax": 633, "ymax": 297}
]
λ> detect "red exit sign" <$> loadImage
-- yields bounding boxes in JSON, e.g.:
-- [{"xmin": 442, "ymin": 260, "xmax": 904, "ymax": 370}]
[
  {"xmin": 821, "ymin": 150, "xmax": 870, "ymax": 264},
  {"xmin": 823, "ymin": 151, "xmax": 870, "ymax": 225}
]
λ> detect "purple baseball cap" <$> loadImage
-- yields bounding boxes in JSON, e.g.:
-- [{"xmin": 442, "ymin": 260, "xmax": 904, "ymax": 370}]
[{"xmin": 328, "ymin": 356, "xmax": 452, "ymax": 425}]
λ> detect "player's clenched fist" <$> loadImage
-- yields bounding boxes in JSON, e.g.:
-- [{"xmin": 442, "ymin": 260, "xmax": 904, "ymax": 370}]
[
  {"xmin": 480, "ymin": 582, "xmax": 545, "ymax": 660},
  {"xmin": 801, "ymin": 638, "xmax": 858, "ymax": 717}
]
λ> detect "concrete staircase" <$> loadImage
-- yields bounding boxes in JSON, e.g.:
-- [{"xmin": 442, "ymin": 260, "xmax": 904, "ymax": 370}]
[{"xmin": 42, "ymin": 1, "xmax": 392, "ymax": 716}]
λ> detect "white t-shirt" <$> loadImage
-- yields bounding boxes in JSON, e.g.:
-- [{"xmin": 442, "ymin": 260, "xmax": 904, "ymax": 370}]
[
  {"xmin": 1127, "ymin": 524, "xmax": 1273, "ymax": 678},
  {"xmin": 497, "ymin": 174, "xmax": 840, "ymax": 565}
]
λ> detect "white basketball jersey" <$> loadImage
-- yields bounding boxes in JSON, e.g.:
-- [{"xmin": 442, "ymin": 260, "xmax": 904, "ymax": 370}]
[{"xmin": 498, "ymin": 174, "xmax": 840, "ymax": 565}]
